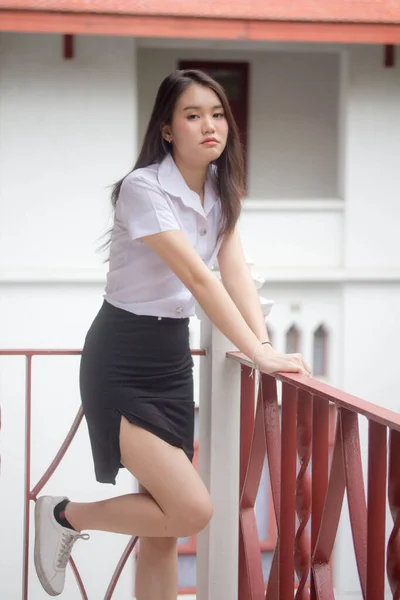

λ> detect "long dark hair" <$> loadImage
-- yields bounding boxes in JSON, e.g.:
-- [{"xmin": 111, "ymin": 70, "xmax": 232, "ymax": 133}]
[{"xmin": 108, "ymin": 69, "xmax": 244, "ymax": 246}]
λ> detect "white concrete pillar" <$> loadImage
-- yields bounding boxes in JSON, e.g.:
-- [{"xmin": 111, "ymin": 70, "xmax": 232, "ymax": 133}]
[
  {"xmin": 196, "ymin": 262, "xmax": 273, "ymax": 600},
  {"xmin": 196, "ymin": 308, "xmax": 241, "ymax": 600},
  {"xmin": 195, "ymin": 311, "xmax": 213, "ymax": 600}
]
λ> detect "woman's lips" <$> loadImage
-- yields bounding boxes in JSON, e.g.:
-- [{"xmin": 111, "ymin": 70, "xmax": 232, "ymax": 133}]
[{"xmin": 202, "ymin": 139, "xmax": 218, "ymax": 145}]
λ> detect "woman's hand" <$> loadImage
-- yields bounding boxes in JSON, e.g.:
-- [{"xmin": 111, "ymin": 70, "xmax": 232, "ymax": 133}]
[{"xmin": 253, "ymin": 344, "xmax": 311, "ymax": 377}]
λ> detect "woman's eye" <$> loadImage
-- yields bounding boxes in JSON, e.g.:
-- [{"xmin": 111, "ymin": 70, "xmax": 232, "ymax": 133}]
[
  {"xmin": 187, "ymin": 114, "xmax": 199, "ymax": 120},
  {"xmin": 214, "ymin": 113, "xmax": 225, "ymax": 119}
]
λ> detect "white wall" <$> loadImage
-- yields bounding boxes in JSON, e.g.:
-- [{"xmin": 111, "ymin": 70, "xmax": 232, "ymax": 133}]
[
  {"xmin": 335, "ymin": 44, "xmax": 400, "ymax": 600},
  {"xmin": 344, "ymin": 45, "xmax": 400, "ymax": 270},
  {"xmin": 0, "ymin": 32, "xmax": 136, "ymax": 277},
  {"xmin": 239, "ymin": 201, "xmax": 343, "ymax": 268},
  {"xmin": 0, "ymin": 33, "xmax": 138, "ymax": 599}
]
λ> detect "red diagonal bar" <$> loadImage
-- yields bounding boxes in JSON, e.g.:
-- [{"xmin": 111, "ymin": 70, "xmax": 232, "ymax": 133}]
[
  {"xmin": 341, "ymin": 409, "xmax": 367, "ymax": 597},
  {"xmin": 279, "ymin": 383, "xmax": 297, "ymax": 599},
  {"xmin": 239, "ymin": 380, "xmax": 266, "ymax": 597},
  {"xmin": 240, "ymin": 365, "xmax": 256, "ymax": 495},
  {"xmin": 312, "ymin": 563, "xmax": 335, "ymax": 600},
  {"xmin": 310, "ymin": 397, "xmax": 330, "ymax": 600},
  {"xmin": 240, "ymin": 508, "xmax": 266, "ymax": 599},
  {"xmin": 241, "ymin": 383, "xmax": 266, "ymax": 509},
  {"xmin": 104, "ymin": 535, "xmax": 139, "ymax": 599},
  {"xmin": 387, "ymin": 429, "xmax": 400, "ymax": 598},
  {"xmin": 239, "ymin": 526, "xmax": 251, "ymax": 600},
  {"xmin": 311, "ymin": 399, "xmax": 330, "ymax": 551},
  {"xmin": 265, "ymin": 546, "xmax": 279, "ymax": 600},
  {"xmin": 70, "ymin": 556, "xmax": 89, "ymax": 599},
  {"xmin": 31, "ymin": 407, "xmax": 85, "ymax": 498},
  {"xmin": 239, "ymin": 365, "xmax": 263, "ymax": 600},
  {"xmin": 366, "ymin": 421, "xmax": 387, "ymax": 599},
  {"xmin": 262, "ymin": 374, "xmax": 281, "ymax": 523},
  {"xmin": 313, "ymin": 410, "xmax": 346, "ymax": 595},
  {"xmin": 295, "ymin": 390, "xmax": 312, "ymax": 599}
]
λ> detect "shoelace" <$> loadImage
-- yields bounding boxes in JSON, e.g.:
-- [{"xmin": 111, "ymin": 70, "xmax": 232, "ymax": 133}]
[{"xmin": 57, "ymin": 531, "xmax": 90, "ymax": 568}]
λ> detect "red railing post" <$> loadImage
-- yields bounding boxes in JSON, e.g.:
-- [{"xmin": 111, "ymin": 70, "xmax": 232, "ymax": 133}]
[
  {"xmin": 366, "ymin": 421, "xmax": 387, "ymax": 599},
  {"xmin": 341, "ymin": 409, "xmax": 367, "ymax": 597},
  {"xmin": 240, "ymin": 365, "xmax": 256, "ymax": 496},
  {"xmin": 227, "ymin": 351, "xmax": 400, "ymax": 600},
  {"xmin": 387, "ymin": 429, "xmax": 400, "ymax": 599},
  {"xmin": 239, "ymin": 369, "xmax": 268, "ymax": 600},
  {"xmin": 310, "ymin": 397, "xmax": 329, "ymax": 600},
  {"xmin": 238, "ymin": 364, "xmax": 258, "ymax": 600},
  {"xmin": 104, "ymin": 536, "xmax": 139, "ymax": 600},
  {"xmin": 312, "ymin": 409, "xmax": 346, "ymax": 598},
  {"xmin": 23, "ymin": 354, "xmax": 32, "ymax": 600},
  {"xmin": 295, "ymin": 390, "xmax": 312, "ymax": 599},
  {"xmin": 279, "ymin": 383, "xmax": 297, "ymax": 598},
  {"xmin": 263, "ymin": 373, "xmax": 282, "ymax": 600}
]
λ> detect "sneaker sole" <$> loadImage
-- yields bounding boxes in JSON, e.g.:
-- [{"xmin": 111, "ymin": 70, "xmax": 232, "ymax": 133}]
[{"xmin": 34, "ymin": 498, "xmax": 61, "ymax": 597}]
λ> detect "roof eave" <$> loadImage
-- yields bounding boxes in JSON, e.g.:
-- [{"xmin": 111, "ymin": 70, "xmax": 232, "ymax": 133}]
[{"xmin": 1, "ymin": 10, "xmax": 400, "ymax": 44}]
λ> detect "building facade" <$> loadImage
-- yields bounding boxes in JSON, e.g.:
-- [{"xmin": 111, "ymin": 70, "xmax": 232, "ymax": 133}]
[{"xmin": 0, "ymin": 3, "xmax": 400, "ymax": 598}]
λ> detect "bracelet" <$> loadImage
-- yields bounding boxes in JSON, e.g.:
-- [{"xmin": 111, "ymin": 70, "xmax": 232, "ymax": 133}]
[
  {"xmin": 251, "ymin": 341, "xmax": 272, "ymax": 365},
  {"xmin": 251, "ymin": 342, "xmax": 263, "ymax": 364}
]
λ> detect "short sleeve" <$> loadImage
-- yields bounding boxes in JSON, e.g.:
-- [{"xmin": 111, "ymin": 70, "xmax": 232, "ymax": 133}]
[{"xmin": 117, "ymin": 175, "xmax": 180, "ymax": 241}]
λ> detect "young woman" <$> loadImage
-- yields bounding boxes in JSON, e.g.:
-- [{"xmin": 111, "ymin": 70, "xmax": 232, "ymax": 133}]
[{"xmin": 34, "ymin": 69, "xmax": 310, "ymax": 599}]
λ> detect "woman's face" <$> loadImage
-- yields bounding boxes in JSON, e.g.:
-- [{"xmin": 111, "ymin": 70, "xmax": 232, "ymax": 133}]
[{"xmin": 164, "ymin": 84, "xmax": 229, "ymax": 168}]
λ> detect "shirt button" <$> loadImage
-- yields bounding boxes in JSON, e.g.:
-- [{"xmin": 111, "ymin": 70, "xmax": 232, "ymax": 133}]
[
  {"xmin": 176, "ymin": 306, "xmax": 183, "ymax": 314},
  {"xmin": 200, "ymin": 228, "xmax": 207, "ymax": 236}
]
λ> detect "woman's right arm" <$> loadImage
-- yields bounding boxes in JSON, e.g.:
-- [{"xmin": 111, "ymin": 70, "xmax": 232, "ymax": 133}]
[{"xmin": 142, "ymin": 229, "xmax": 310, "ymax": 376}]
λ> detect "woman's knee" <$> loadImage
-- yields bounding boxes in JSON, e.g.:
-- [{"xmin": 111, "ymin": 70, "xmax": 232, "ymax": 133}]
[
  {"xmin": 178, "ymin": 493, "xmax": 214, "ymax": 536},
  {"xmin": 138, "ymin": 478, "xmax": 213, "ymax": 537}
]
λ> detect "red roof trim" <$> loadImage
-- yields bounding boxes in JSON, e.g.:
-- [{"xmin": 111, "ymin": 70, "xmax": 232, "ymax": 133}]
[
  {"xmin": 1, "ymin": 10, "xmax": 400, "ymax": 44},
  {"xmin": 0, "ymin": 0, "xmax": 400, "ymax": 24}
]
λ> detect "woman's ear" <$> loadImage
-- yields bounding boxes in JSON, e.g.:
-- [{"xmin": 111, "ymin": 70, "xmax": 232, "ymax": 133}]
[{"xmin": 161, "ymin": 124, "xmax": 172, "ymax": 143}]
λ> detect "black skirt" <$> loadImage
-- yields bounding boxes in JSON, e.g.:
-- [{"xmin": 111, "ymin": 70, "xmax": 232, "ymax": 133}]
[{"xmin": 80, "ymin": 300, "xmax": 194, "ymax": 484}]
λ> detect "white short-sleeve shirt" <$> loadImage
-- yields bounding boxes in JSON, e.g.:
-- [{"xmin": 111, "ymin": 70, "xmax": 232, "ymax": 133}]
[{"xmin": 104, "ymin": 153, "xmax": 224, "ymax": 318}]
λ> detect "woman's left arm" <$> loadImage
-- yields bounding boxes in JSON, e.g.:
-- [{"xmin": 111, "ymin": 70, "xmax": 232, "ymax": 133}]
[{"xmin": 218, "ymin": 227, "xmax": 270, "ymax": 344}]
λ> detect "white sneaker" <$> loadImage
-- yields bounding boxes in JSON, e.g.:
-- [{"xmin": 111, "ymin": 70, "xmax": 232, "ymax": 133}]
[{"xmin": 34, "ymin": 495, "xmax": 89, "ymax": 596}]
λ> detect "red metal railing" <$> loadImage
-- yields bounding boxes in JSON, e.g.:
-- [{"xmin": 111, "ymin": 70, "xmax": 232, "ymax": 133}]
[
  {"xmin": 0, "ymin": 348, "xmax": 206, "ymax": 599},
  {"xmin": 228, "ymin": 351, "xmax": 400, "ymax": 600},
  {"xmin": 3, "ymin": 348, "xmax": 400, "ymax": 598}
]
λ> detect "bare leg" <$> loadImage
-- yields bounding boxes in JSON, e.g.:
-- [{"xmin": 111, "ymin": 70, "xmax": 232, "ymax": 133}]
[
  {"xmin": 134, "ymin": 483, "xmax": 178, "ymax": 600},
  {"xmin": 34, "ymin": 418, "xmax": 207, "ymax": 598},
  {"xmin": 65, "ymin": 417, "xmax": 212, "ymax": 540}
]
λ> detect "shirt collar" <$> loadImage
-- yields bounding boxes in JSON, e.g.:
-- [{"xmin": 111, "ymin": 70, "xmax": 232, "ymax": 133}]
[{"xmin": 157, "ymin": 153, "xmax": 218, "ymax": 217}]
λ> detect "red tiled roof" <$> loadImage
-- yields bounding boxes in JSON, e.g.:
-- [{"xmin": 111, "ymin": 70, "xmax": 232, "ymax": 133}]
[{"xmin": 0, "ymin": 0, "xmax": 400, "ymax": 24}]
